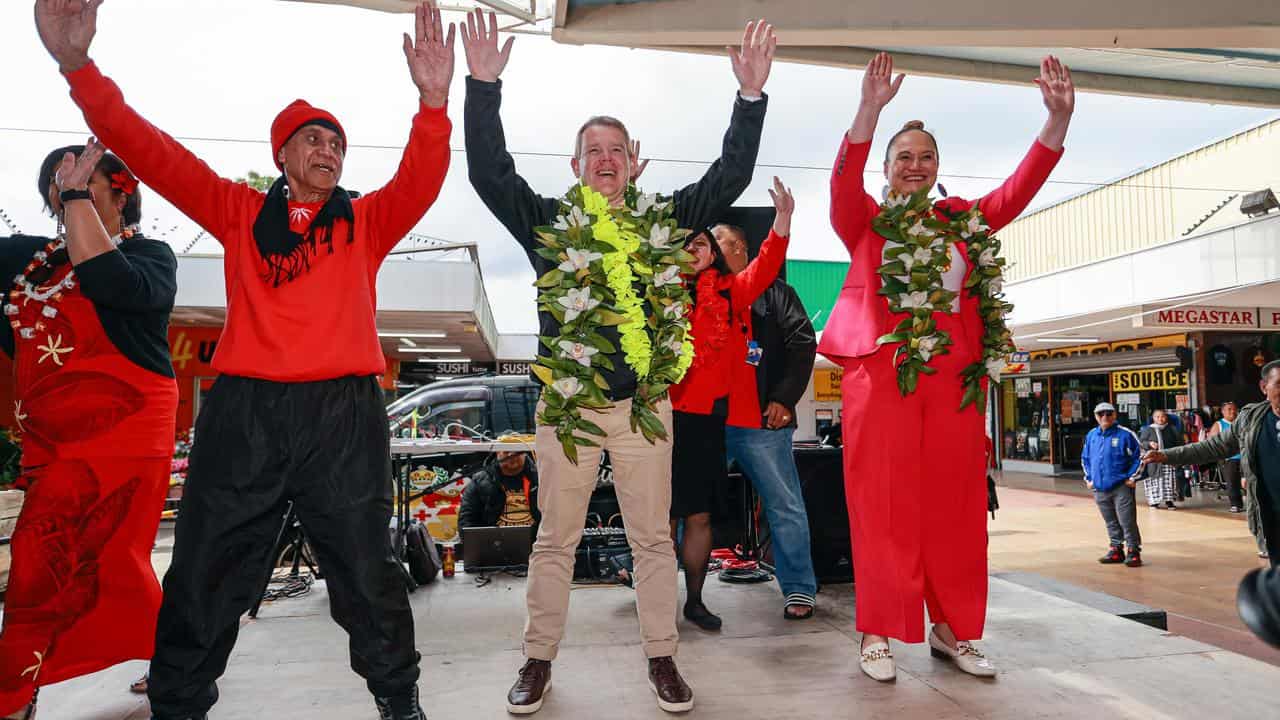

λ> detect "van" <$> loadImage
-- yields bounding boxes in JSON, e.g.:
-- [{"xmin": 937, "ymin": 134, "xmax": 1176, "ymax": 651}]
[{"xmin": 387, "ymin": 374, "xmax": 540, "ymax": 439}]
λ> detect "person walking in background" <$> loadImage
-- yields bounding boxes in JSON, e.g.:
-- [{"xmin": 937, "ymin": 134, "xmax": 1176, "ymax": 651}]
[
  {"xmin": 1140, "ymin": 409, "xmax": 1182, "ymax": 510},
  {"xmin": 716, "ymin": 225, "xmax": 820, "ymax": 620},
  {"xmin": 1082, "ymin": 402, "xmax": 1144, "ymax": 568},
  {"xmin": 1210, "ymin": 402, "xmax": 1244, "ymax": 512},
  {"xmin": 1147, "ymin": 361, "xmax": 1280, "ymax": 568}
]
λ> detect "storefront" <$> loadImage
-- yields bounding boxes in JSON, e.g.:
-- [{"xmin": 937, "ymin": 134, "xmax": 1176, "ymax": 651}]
[{"xmin": 997, "ymin": 334, "xmax": 1190, "ymax": 473}]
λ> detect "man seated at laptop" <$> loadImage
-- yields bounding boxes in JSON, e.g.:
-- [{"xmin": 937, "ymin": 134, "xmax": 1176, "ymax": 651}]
[{"xmin": 459, "ymin": 450, "xmax": 540, "ymax": 530}]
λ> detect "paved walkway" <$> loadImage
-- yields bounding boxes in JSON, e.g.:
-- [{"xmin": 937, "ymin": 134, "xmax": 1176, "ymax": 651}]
[{"xmin": 22, "ymin": 478, "xmax": 1280, "ymax": 718}]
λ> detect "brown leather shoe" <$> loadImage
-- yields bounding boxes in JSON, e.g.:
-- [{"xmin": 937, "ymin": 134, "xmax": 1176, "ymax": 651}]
[
  {"xmin": 647, "ymin": 656, "xmax": 693, "ymax": 713},
  {"xmin": 506, "ymin": 659, "xmax": 552, "ymax": 715}
]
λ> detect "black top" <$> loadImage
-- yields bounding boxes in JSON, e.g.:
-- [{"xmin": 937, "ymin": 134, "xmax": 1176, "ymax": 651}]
[
  {"xmin": 457, "ymin": 455, "xmax": 541, "ymax": 530},
  {"xmin": 0, "ymin": 233, "xmax": 178, "ymax": 378},
  {"xmin": 464, "ymin": 76, "xmax": 768, "ymax": 400},
  {"xmin": 1255, "ymin": 409, "xmax": 1280, "ymax": 513},
  {"xmin": 746, "ymin": 280, "xmax": 817, "ymax": 429}
]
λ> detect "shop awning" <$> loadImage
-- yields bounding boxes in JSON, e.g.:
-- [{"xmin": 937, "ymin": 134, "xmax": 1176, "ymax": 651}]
[
  {"xmin": 1026, "ymin": 346, "xmax": 1183, "ymax": 377},
  {"xmin": 284, "ymin": 0, "xmax": 1280, "ymax": 107}
]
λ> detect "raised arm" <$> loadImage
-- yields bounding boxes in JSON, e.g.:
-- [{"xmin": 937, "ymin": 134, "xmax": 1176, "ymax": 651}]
[
  {"xmin": 362, "ymin": 2, "xmax": 455, "ymax": 259},
  {"xmin": 831, "ymin": 52, "xmax": 900, "ymax": 253},
  {"xmin": 671, "ymin": 20, "xmax": 774, "ymax": 230},
  {"xmin": 37, "ymin": 0, "xmax": 250, "ymax": 242},
  {"xmin": 729, "ymin": 177, "xmax": 791, "ymax": 312},
  {"xmin": 975, "ymin": 56, "xmax": 1073, "ymax": 230},
  {"xmin": 461, "ymin": 9, "xmax": 552, "ymax": 250},
  {"xmin": 51, "ymin": 139, "xmax": 114, "ymax": 265}
]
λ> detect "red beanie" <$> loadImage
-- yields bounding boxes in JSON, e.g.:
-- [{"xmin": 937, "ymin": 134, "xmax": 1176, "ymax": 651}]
[{"xmin": 270, "ymin": 99, "xmax": 346, "ymax": 170}]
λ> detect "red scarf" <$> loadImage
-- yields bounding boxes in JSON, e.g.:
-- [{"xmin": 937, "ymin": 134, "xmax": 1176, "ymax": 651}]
[{"xmin": 688, "ymin": 270, "xmax": 731, "ymax": 374}]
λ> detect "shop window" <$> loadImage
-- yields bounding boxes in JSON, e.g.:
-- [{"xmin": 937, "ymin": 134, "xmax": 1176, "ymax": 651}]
[{"xmin": 1001, "ymin": 377, "xmax": 1051, "ymax": 463}]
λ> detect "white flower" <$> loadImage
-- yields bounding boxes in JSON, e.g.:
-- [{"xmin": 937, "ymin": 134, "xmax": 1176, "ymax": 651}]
[
  {"xmin": 928, "ymin": 236, "xmax": 946, "ymax": 251},
  {"xmin": 907, "ymin": 220, "xmax": 934, "ymax": 238},
  {"xmin": 665, "ymin": 338, "xmax": 684, "ymax": 354},
  {"xmin": 552, "ymin": 376, "xmax": 584, "ymax": 399},
  {"xmin": 557, "ymin": 247, "xmax": 604, "ymax": 272},
  {"xmin": 977, "ymin": 248, "xmax": 998, "ymax": 268},
  {"xmin": 553, "ymin": 206, "xmax": 591, "ymax": 230},
  {"xmin": 662, "ymin": 301, "xmax": 686, "ymax": 319},
  {"xmin": 632, "ymin": 193, "xmax": 670, "ymax": 217},
  {"xmin": 986, "ymin": 357, "xmax": 1007, "ymax": 380},
  {"xmin": 918, "ymin": 334, "xmax": 941, "ymax": 361},
  {"xmin": 556, "ymin": 287, "xmax": 600, "ymax": 322},
  {"xmin": 646, "ymin": 223, "xmax": 673, "ymax": 249},
  {"xmin": 987, "ymin": 277, "xmax": 1004, "ymax": 295},
  {"xmin": 898, "ymin": 291, "xmax": 929, "ymax": 310},
  {"xmin": 653, "ymin": 265, "xmax": 682, "ymax": 287},
  {"xmin": 960, "ymin": 215, "xmax": 990, "ymax": 239},
  {"xmin": 558, "ymin": 340, "xmax": 599, "ymax": 367},
  {"xmin": 901, "ymin": 246, "xmax": 935, "ymax": 271},
  {"xmin": 885, "ymin": 193, "xmax": 910, "ymax": 209}
]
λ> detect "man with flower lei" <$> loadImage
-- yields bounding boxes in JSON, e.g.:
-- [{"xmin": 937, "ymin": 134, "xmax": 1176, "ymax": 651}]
[
  {"xmin": 462, "ymin": 9, "xmax": 776, "ymax": 714},
  {"xmin": 818, "ymin": 52, "xmax": 1073, "ymax": 683}
]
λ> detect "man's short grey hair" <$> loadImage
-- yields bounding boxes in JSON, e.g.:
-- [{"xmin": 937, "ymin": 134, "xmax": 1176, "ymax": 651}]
[{"xmin": 1262, "ymin": 359, "xmax": 1280, "ymax": 383}]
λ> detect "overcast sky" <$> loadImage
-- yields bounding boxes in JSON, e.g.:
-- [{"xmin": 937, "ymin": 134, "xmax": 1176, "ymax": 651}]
[{"xmin": 1, "ymin": 0, "xmax": 1276, "ymax": 333}]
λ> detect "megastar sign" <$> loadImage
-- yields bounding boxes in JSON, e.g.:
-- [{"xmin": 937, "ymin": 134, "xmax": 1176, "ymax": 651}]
[{"xmin": 1135, "ymin": 305, "xmax": 1259, "ymax": 330}]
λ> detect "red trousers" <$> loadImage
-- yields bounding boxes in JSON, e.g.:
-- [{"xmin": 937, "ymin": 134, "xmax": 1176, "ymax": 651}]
[
  {"xmin": 838, "ymin": 315, "xmax": 988, "ymax": 643},
  {"xmin": 0, "ymin": 456, "xmax": 169, "ymax": 715}
]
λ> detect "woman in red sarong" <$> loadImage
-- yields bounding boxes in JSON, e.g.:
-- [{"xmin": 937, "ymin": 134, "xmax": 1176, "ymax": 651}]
[
  {"xmin": 818, "ymin": 53, "xmax": 1074, "ymax": 682},
  {"xmin": 0, "ymin": 140, "xmax": 177, "ymax": 718}
]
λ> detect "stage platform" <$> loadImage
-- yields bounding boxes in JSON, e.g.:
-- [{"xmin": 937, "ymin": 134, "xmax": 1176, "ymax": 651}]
[{"xmin": 34, "ymin": 569, "xmax": 1280, "ymax": 719}]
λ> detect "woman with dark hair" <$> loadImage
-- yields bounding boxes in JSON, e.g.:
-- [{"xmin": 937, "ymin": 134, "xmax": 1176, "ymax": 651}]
[
  {"xmin": 668, "ymin": 177, "xmax": 792, "ymax": 631},
  {"xmin": 0, "ymin": 140, "xmax": 177, "ymax": 719},
  {"xmin": 819, "ymin": 52, "xmax": 1073, "ymax": 681}
]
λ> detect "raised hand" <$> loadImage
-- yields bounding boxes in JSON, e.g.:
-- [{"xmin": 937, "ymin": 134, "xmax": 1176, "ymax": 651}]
[
  {"xmin": 1035, "ymin": 55, "xmax": 1075, "ymax": 118},
  {"xmin": 34, "ymin": 0, "xmax": 102, "ymax": 73},
  {"xmin": 628, "ymin": 139, "xmax": 650, "ymax": 183},
  {"xmin": 768, "ymin": 176, "xmax": 794, "ymax": 237},
  {"xmin": 403, "ymin": 1, "xmax": 456, "ymax": 109},
  {"xmin": 860, "ymin": 52, "xmax": 904, "ymax": 110},
  {"xmin": 461, "ymin": 8, "xmax": 514, "ymax": 83},
  {"xmin": 54, "ymin": 137, "xmax": 105, "ymax": 192},
  {"xmin": 728, "ymin": 19, "xmax": 776, "ymax": 97}
]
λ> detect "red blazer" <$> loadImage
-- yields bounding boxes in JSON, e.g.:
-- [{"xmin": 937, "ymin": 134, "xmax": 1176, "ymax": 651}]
[
  {"xmin": 671, "ymin": 230, "xmax": 789, "ymax": 427},
  {"xmin": 816, "ymin": 135, "xmax": 1063, "ymax": 362}
]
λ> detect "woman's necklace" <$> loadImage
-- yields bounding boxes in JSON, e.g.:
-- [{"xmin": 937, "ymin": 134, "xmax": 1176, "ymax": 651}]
[{"xmin": 5, "ymin": 224, "xmax": 132, "ymax": 341}]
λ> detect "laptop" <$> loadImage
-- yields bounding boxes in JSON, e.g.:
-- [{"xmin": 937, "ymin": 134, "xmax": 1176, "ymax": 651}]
[{"xmin": 461, "ymin": 525, "xmax": 535, "ymax": 572}]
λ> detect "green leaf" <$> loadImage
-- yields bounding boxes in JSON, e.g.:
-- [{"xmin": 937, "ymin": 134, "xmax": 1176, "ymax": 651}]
[
  {"xmin": 588, "ymin": 332, "xmax": 618, "ymax": 354},
  {"xmin": 576, "ymin": 417, "xmax": 606, "ymax": 437},
  {"xmin": 592, "ymin": 371, "xmax": 610, "ymax": 389},
  {"xmin": 876, "ymin": 332, "xmax": 910, "ymax": 345},
  {"xmin": 596, "ymin": 309, "xmax": 627, "ymax": 326},
  {"xmin": 531, "ymin": 363, "xmax": 556, "ymax": 387},
  {"xmin": 536, "ymin": 269, "xmax": 565, "ymax": 288}
]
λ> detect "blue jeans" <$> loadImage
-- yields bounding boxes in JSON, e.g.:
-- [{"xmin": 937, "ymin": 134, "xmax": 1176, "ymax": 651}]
[{"xmin": 725, "ymin": 425, "xmax": 818, "ymax": 600}]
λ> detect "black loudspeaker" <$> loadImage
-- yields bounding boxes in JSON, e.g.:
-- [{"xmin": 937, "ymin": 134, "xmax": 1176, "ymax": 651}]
[
  {"xmin": 794, "ymin": 447, "xmax": 853, "ymax": 584},
  {"xmin": 717, "ymin": 206, "xmax": 781, "ymax": 279}
]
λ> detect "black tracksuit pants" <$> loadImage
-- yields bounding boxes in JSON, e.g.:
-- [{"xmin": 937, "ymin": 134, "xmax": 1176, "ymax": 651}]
[{"xmin": 148, "ymin": 375, "xmax": 418, "ymax": 718}]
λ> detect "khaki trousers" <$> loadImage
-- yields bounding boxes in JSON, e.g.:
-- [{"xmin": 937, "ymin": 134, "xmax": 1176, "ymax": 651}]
[{"xmin": 524, "ymin": 397, "xmax": 679, "ymax": 660}]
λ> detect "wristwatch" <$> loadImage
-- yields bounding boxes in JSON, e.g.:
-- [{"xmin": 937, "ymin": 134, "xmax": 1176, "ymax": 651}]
[{"xmin": 59, "ymin": 189, "xmax": 93, "ymax": 203}]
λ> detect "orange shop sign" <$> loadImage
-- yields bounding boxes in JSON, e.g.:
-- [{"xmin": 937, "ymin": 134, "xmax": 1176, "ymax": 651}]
[{"xmin": 813, "ymin": 368, "xmax": 843, "ymax": 402}]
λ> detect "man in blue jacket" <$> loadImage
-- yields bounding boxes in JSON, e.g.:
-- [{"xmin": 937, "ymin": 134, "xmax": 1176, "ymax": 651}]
[{"xmin": 1081, "ymin": 402, "xmax": 1144, "ymax": 567}]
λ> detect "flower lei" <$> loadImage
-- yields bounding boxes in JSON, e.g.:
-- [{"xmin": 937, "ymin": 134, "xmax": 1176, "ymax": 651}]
[
  {"xmin": 687, "ymin": 271, "xmax": 730, "ymax": 375},
  {"xmin": 531, "ymin": 183, "xmax": 696, "ymax": 463},
  {"xmin": 873, "ymin": 189, "xmax": 1015, "ymax": 411}
]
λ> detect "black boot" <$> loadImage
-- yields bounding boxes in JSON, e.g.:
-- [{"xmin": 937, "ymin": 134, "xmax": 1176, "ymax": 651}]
[{"xmin": 375, "ymin": 685, "xmax": 425, "ymax": 720}]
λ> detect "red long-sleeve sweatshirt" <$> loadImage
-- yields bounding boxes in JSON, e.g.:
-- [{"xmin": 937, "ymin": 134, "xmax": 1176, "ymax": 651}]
[
  {"xmin": 65, "ymin": 62, "xmax": 452, "ymax": 382},
  {"xmin": 671, "ymin": 229, "xmax": 789, "ymax": 427}
]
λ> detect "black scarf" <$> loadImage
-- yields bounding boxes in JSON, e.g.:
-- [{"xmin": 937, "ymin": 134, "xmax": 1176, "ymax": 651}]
[{"xmin": 251, "ymin": 176, "xmax": 355, "ymax": 287}]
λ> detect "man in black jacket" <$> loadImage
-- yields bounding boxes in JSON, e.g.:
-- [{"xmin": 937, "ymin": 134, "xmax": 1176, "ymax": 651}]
[
  {"xmin": 461, "ymin": 8, "xmax": 773, "ymax": 715},
  {"xmin": 458, "ymin": 451, "xmax": 540, "ymax": 530},
  {"xmin": 716, "ymin": 226, "xmax": 819, "ymax": 619}
]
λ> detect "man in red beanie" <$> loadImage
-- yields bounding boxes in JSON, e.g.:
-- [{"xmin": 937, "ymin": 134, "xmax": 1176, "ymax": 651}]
[{"xmin": 35, "ymin": 2, "xmax": 455, "ymax": 719}]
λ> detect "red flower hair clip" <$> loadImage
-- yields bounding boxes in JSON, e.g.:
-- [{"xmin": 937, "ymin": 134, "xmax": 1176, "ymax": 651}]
[{"xmin": 110, "ymin": 171, "xmax": 138, "ymax": 196}]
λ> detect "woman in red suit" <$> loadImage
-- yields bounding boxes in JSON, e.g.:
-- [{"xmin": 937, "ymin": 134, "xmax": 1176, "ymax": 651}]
[{"xmin": 819, "ymin": 52, "xmax": 1074, "ymax": 681}]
